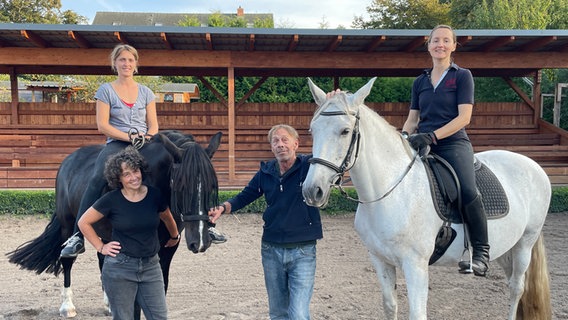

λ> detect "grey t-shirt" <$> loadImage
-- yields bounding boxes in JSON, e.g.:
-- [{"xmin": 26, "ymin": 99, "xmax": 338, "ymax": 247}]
[{"xmin": 94, "ymin": 82, "xmax": 156, "ymax": 143}]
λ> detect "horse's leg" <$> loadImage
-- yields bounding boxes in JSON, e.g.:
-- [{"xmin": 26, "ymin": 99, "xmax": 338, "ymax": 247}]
[
  {"xmin": 401, "ymin": 260, "xmax": 429, "ymax": 320},
  {"xmin": 158, "ymin": 243, "xmax": 179, "ymax": 293},
  {"xmin": 59, "ymin": 257, "xmax": 77, "ymax": 318},
  {"xmin": 497, "ymin": 235, "xmax": 538, "ymax": 320},
  {"xmin": 368, "ymin": 254, "xmax": 398, "ymax": 320},
  {"xmin": 499, "ymin": 234, "xmax": 551, "ymax": 320}
]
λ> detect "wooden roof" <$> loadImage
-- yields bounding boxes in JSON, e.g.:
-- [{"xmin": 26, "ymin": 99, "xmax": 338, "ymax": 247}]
[{"xmin": 0, "ymin": 23, "xmax": 567, "ymax": 78}]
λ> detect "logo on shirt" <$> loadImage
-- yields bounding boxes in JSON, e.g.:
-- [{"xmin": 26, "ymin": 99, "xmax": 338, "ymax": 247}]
[{"xmin": 445, "ymin": 78, "xmax": 457, "ymax": 88}]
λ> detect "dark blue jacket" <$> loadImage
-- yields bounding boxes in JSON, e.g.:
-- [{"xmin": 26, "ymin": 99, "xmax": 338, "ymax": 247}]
[{"xmin": 228, "ymin": 154, "xmax": 323, "ymax": 244}]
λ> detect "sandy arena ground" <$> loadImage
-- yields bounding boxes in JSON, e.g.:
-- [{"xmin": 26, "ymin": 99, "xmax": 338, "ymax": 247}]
[{"xmin": 1, "ymin": 212, "xmax": 567, "ymax": 319}]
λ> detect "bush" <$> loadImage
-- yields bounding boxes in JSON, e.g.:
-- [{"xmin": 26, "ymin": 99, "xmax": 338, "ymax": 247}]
[
  {"xmin": 1, "ymin": 187, "xmax": 567, "ymax": 216},
  {"xmin": 0, "ymin": 190, "xmax": 55, "ymax": 216}
]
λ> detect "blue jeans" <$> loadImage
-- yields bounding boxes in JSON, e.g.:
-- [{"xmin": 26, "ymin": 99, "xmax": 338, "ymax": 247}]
[
  {"xmin": 102, "ymin": 253, "xmax": 167, "ymax": 320},
  {"xmin": 261, "ymin": 241, "xmax": 317, "ymax": 320}
]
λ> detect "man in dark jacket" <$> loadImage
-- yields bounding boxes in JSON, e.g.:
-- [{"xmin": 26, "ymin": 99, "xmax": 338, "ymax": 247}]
[{"xmin": 209, "ymin": 124, "xmax": 322, "ymax": 320}]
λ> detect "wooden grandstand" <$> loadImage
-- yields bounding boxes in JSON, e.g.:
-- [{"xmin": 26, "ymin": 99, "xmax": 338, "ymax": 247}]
[{"xmin": 1, "ymin": 100, "xmax": 568, "ymax": 189}]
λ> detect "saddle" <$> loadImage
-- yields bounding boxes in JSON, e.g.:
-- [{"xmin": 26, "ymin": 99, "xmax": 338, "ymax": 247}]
[{"xmin": 423, "ymin": 153, "xmax": 509, "ymax": 265}]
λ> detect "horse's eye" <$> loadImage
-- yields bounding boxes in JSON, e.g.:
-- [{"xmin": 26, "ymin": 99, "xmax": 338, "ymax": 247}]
[{"xmin": 341, "ymin": 128, "xmax": 350, "ymax": 136}]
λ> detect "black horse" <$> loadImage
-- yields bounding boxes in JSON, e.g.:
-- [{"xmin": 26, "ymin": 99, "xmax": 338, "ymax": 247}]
[{"xmin": 7, "ymin": 130, "xmax": 221, "ymax": 318}]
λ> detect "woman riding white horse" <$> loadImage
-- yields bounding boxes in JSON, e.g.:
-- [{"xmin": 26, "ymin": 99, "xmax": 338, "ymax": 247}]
[{"xmin": 302, "ymin": 77, "xmax": 551, "ymax": 320}]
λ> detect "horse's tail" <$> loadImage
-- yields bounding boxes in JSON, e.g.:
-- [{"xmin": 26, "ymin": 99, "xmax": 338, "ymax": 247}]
[
  {"xmin": 6, "ymin": 213, "xmax": 64, "ymax": 276},
  {"xmin": 516, "ymin": 232, "xmax": 552, "ymax": 320}
]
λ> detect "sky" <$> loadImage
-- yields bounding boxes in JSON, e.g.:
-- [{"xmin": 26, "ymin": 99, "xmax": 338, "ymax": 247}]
[{"xmin": 60, "ymin": 0, "xmax": 371, "ymax": 29}]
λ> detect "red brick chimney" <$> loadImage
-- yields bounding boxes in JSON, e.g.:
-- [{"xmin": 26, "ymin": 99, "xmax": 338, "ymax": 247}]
[{"xmin": 237, "ymin": 6, "xmax": 244, "ymax": 16}]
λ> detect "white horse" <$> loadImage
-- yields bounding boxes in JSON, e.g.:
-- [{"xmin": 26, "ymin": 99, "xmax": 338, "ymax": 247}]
[{"xmin": 302, "ymin": 78, "xmax": 552, "ymax": 320}]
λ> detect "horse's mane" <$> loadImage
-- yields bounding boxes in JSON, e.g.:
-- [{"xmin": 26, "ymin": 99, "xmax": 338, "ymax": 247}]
[{"xmin": 167, "ymin": 131, "xmax": 219, "ymax": 216}]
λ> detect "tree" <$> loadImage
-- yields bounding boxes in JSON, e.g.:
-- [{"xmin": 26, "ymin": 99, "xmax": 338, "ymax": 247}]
[
  {"xmin": 352, "ymin": 0, "xmax": 450, "ymax": 29},
  {"xmin": 178, "ymin": 15, "xmax": 201, "ymax": 27},
  {"xmin": 0, "ymin": 0, "xmax": 86, "ymax": 24}
]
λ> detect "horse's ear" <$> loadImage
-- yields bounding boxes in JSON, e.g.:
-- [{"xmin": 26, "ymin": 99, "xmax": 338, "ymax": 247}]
[
  {"xmin": 205, "ymin": 132, "xmax": 222, "ymax": 159},
  {"xmin": 154, "ymin": 133, "xmax": 183, "ymax": 162},
  {"xmin": 307, "ymin": 77, "xmax": 327, "ymax": 107},
  {"xmin": 351, "ymin": 77, "xmax": 377, "ymax": 107}
]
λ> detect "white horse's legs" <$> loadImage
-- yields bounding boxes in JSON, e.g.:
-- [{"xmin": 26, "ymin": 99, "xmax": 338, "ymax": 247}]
[
  {"xmin": 401, "ymin": 261, "xmax": 429, "ymax": 320},
  {"xmin": 369, "ymin": 253, "xmax": 398, "ymax": 320},
  {"xmin": 496, "ymin": 242, "xmax": 532, "ymax": 320},
  {"xmin": 59, "ymin": 287, "xmax": 77, "ymax": 318}
]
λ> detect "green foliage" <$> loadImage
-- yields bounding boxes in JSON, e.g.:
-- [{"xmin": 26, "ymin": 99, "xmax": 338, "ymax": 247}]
[
  {"xmin": 208, "ymin": 11, "xmax": 226, "ymax": 27},
  {"xmin": 0, "ymin": 190, "xmax": 55, "ymax": 216},
  {"xmin": 253, "ymin": 17, "xmax": 274, "ymax": 28},
  {"xmin": 0, "ymin": 0, "xmax": 86, "ymax": 24},
  {"xmin": 353, "ymin": 0, "xmax": 451, "ymax": 29},
  {"xmin": 355, "ymin": 0, "xmax": 567, "ymax": 30},
  {"xmin": 4, "ymin": 187, "xmax": 568, "ymax": 216},
  {"xmin": 177, "ymin": 15, "xmax": 201, "ymax": 27},
  {"xmin": 550, "ymin": 186, "xmax": 568, "ymax": 213}
]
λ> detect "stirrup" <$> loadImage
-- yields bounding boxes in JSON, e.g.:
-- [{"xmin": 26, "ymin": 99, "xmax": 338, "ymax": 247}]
[
  {"xmin": 458, "ymin": 248, "xmax": 473, "ymax": 274},
  {"xmin": 61, "ymin": 231, "xmax": 81, "ymax": 247}
]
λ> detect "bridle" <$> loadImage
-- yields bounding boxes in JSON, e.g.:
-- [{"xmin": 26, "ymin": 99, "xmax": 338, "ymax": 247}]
[
  {"xmin": 308, "ymin": 104, "xmax": 418, "ymax": 204},
  {"xmin": 308, "ymin": 108, "xmax": 361, "ymax": 182}
]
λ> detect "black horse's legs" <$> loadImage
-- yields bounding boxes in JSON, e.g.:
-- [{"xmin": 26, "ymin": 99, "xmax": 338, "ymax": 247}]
[
  {"xmin": 59, "ymin": 257, "xmax": 77, "ymax": 317},
  {"xmin": 159, "ymin": 243, "xmax": 179, "ymax": 293}
]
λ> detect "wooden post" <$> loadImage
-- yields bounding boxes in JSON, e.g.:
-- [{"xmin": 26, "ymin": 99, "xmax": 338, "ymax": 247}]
[
  {"xmin": 9, "ymin": 68, "xmax": 18, "ymax": 125},
  {"xmin": 227, "ymin": 67, "xmax": 236, "ymax": 182}
]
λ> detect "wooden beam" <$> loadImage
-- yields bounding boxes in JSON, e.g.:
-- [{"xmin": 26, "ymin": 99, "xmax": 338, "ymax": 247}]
[
  {"xmin": 160, "ymin": 32, "xmax": 173, "ymax": 50},
  {"xmin": 287, "ymin": 34, "xmax": 299, "ymax": 52},
  {"xmin": 68, "ymin": 31, "xmax": 91, "ymax": 49},
  {"xmin": 457, "ymin": 36, "xmax": 472, "ymax": 47},
  {"xmin": 325, "ymin": 35, "xmax": 342, "ymax": 52},
  {"xmin": 205, "ymin": 33, "xmax": 213, "ymax": 50},
  {"xmin": 196, "ymin": 75, "xmax": 226, "ymax": 106},
  {"xmin": 478, "ymin": 36, "xmax": 515, "ymax": 52},
  {"xmin": 113, "ymin": 31, "xmax": 129, "ymax": 44},
  {"xmin": 248, "ymin": 34, "xmax": 255, "ymax": 51},
  {"xmin": 503, "ymin": 77, "xmax": 534, "ymax": 109},
  {"xmin": 520, "ymin": 36, "xmax": 556, "ymax": 52},
  {"xmin": 227, "ymin": 67, "xmax": 236, "ymax": 182},
  {"xmin": 402, "ymin": 36, "xmax": 427, "ymax": 52},
  {"xmin": 366, "ymin": 35, "xmax": 386, "ymax": 52},
  {"xmin": 20, "ymin": 30, "xmax": 49, "ymax": 48},
  {"xmin": 9, "ymin": 68, "xmax": 18, "ymax": 125},
  {"xmin": 236, "ymin": 76, "xmax": 268, "ymax": 107}
]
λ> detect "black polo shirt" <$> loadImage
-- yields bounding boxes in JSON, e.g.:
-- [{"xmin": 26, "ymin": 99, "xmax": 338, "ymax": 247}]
[{"xmin": 410, "ymin": 63, "xmax": 474, "ymax": 142}]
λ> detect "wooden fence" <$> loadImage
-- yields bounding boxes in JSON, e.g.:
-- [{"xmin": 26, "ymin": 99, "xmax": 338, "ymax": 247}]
[{"xmin": 1, "ymin": 101, "xmax": 568, "ymax": 188}]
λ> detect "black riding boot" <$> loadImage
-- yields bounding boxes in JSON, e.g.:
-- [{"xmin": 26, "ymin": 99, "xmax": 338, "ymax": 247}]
[{"xmin": 459, "ymin": 195, "xmax": 490, "ymax": 277}]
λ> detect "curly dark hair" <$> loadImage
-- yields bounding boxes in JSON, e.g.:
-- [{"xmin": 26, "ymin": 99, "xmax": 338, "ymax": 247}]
[{"xmin": 104, "ymin": 146, "xmax": 149, "ymax": 189}]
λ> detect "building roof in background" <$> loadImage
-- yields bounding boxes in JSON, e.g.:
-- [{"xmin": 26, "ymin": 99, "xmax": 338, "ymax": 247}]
[{"xmin": 93, "ymin": 8, "xmax": 272, "ymax": 27}]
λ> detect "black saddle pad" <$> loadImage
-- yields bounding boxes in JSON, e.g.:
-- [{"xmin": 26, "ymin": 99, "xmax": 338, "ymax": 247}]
[{"xmin": 425, "ymin": 155, "xmax": 509, "ymax": 224}]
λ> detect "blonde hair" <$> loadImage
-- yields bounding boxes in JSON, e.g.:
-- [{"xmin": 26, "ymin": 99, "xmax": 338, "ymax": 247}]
[
  {"xmin": 110, "ymin": 44, "xmax": 139, "ymax": 74},
  {"xmin": 428, "ymin": 25, "xmax": 457, "ymax": 44},
  {"xmin": 268, "ymin": 124, "xmax": 299, "ymax": 143}
]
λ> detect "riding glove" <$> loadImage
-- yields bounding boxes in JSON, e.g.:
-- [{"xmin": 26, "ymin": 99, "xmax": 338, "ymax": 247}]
[{"xmin": 408, "ymin": 132, "xmax": 437, "ymax": 150}]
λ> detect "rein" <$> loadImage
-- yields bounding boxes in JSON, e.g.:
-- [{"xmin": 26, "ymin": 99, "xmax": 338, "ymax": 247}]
[{"xmin": 309, "ymin": 105, "xmax": 418, "ymax": 204}]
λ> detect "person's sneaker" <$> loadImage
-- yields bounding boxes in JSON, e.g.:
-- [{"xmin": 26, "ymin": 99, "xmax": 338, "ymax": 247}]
[
  {"xmin": 208, "ymin": 227, "xmax": 227, "ymax": 244},
  {"xmin": 60, "ymin": 233, "xmax": 85, "ymax": 258}
]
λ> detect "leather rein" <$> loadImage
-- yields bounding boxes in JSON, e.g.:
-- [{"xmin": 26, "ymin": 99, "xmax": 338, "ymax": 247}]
[{"xmin": 308, "ymin": 107, "xmax": 418, "ymax": 204}]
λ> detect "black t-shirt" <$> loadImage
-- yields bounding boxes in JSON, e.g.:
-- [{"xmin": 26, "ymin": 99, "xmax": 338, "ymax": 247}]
[
  {"xmin": 410, "ymin": 63, "xmax": 474, "ymax": 142},
  {"xmin": 93, "ymin": 185, "xmax": 168, "ymax": 257}
]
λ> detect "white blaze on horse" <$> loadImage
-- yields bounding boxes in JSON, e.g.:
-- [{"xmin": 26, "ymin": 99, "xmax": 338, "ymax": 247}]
[{"xmin": 302, "ymin": 78, "xmax": 551, "ymax": 320}]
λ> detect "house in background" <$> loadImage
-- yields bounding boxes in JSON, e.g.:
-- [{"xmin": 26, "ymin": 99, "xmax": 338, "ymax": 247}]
[
  {"xmin": 155, "ymin": 83, "xmax": 200, "ymax": 103},
  {"xmin": 93, "ymin": 7, "xmax": 272, "ymax": 28},
  {"xmin": 0, "ymin": 80, "xmax": 84, "ymax": 103}
]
